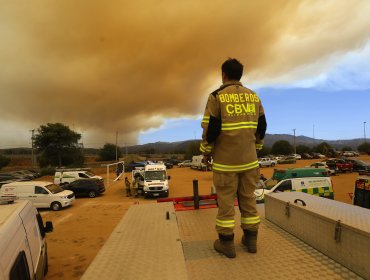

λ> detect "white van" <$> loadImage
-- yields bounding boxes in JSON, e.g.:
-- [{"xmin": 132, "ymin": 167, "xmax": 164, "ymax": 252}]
[
  {"xmin": 254, "ymin": 177, "xmax": 334, "ymax": 203},
  {"xmin": 0, "ymin": 198, "xmax": 53, "ymax": 279},
  {"xmin": 54, "ymin": 169, "xmax": 103, "ymax": 185},
  {"xmin": 191, "ymin": 155, "xmax": 211, "ymax": 171},
  {"xmin": 1, "ymin": 181, "xmax": 74, "ymax": 211}
]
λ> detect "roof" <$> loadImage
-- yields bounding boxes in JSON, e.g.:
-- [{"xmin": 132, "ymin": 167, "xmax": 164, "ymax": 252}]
[{"xmin": 2, "ymin": 180, "xmax": 53, "ymax": 187}]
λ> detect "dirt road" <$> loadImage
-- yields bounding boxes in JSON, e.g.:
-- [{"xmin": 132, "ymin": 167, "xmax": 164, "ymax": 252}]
[{"xmin": 42, "ymin": 156, "xmax": 369, "ymax": 279}]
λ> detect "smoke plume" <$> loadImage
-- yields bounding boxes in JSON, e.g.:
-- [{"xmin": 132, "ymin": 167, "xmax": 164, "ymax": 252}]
[{"xmin": 1, "ymin": 0, "xmax": 370, "ymax": 146}]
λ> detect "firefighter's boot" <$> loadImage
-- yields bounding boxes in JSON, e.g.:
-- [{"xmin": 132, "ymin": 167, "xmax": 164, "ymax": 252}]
[
  {"xmin": 242, "ymin": 229, "xmax": 258, "ymax": 253},
  {"xmin": 214, "ymin": 234, "xmax": 236, "ymax": 258}
]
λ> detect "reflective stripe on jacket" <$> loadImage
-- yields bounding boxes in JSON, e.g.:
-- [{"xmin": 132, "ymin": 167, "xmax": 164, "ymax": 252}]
[{"xmin": 200, "ymin": 81, "xmax": 266, "ymax": 173}]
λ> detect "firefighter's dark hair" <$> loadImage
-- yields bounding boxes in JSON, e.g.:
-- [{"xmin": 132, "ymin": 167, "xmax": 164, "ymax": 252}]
[{"xmin": 221, "ymin": 58, "xmax": 243, "ymax": 81}]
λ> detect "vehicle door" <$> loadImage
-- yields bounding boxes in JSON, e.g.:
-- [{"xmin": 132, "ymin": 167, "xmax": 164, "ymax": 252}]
[
  {"xmin": 68, "ymin": 181, "xmax": 84, "ymax": 196},
  {"xmin": 19, "ymin": 205, "xmax": 43, "ymax": 278},
  {"xmin": 77, "ymin": 180, "xmax": 91, "ymax": 196},
  {"xmin": 34, "ymin": 186, "xmax": 51, "ymax": 208}
]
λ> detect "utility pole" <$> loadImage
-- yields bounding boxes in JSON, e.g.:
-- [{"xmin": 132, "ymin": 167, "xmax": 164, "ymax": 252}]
[
  {"xmin": 364, "ymin": 122, "xmax": 367, "ymax": 143},
  {"xmin": 115, "ymin": 131, "xmax": 118, "ymax": 161},
  {"xmin": 293, "ymin": 129, "xmax": 296, "ymax": 155},
  {"xmin": 30, "ymin": 129, "xmax": 35, "ymax": 167},
  {"xmin": 312, "ymin": 124, "xmax": 315, "ymax": 148}
]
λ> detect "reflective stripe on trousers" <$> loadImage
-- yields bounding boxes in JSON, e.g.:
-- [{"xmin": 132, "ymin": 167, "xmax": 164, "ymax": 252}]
[
  {"xmin": 216, "ymin": 219, "xmax": 235, "ymax": 228},
  {"xmin": 241, "ymin": 216, "xmax": 260, "ymax": 225}
]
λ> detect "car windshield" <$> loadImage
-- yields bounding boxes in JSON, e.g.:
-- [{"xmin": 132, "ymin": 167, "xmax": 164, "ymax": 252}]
[
  {"xmin": 45, "ymin": 184, "xmax": 64, "ymax": 194},
  {"xmin": 85, "ymin": 171, "xmax": 95, "ymax": 177},
  {"xmin": 145, "ymin": 171, "xmax": 166, "ymax": 181}
]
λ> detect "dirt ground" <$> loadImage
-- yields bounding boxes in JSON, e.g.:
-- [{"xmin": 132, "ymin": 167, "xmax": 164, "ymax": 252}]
[{"xmin": 41, "ymin": 156, "xmax": 370, "ymax": 279}]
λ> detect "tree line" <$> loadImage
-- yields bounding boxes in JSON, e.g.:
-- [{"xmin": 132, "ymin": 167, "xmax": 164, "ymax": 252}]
[{"xmin": 1, "ymin": 123, "xmax": 370, "ymax": 170}]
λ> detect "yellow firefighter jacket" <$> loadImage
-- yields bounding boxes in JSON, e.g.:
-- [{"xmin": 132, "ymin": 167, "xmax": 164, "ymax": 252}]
[{"xmin": 200, "ymin": 81, "xmax": 267, "ymax": 173}]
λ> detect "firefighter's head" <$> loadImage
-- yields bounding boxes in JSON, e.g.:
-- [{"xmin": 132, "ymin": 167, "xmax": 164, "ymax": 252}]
[{"xmin": 222, "ymin": 58, "xmax": 243, "ymax": 82}]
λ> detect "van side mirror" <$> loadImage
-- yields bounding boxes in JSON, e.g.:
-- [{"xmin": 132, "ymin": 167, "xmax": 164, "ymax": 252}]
[
  {"xmin": 45, "ymin": 221, "xmax": 53, "ymax": 233},
  {"xmin": 167, "ymin": 175, "xmax": 171, "ymax": 180}
]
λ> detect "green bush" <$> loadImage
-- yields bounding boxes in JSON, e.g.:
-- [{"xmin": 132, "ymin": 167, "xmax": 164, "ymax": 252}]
[
  {"xmin": 40, "ymin": 167, "xmax": 56, "ymax": 176},
  {"xmin": 0, "ymin": 155, "xmax": 11, "ymax": 170}
]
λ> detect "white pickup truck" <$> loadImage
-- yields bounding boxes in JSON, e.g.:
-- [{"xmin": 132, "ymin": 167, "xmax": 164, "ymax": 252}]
[{"xmin": 258, "ymin": 158, "xmax": 277, "ymax": 167}]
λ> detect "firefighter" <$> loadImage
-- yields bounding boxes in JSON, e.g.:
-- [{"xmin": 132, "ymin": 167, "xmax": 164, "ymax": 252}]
[
  {"xmin": 125, "ymin": 177, "xmax": 131, "ymax": 197},
  {"xmin": 131, "ymin": 174, "xmax": 140, "ymax": 198},
  {"xmin": 200, "ymin": 58, "xmax": 267, "ymax": 258}
]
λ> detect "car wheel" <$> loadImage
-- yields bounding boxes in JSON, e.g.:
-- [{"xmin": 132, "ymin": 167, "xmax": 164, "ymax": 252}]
[
  {"xmin": 88, "ymin": 191, "xmax": 97, "ymax": 198},
  {"xmin": 51, "ymin": 202, "xmax": 62, "ymax": 211}
]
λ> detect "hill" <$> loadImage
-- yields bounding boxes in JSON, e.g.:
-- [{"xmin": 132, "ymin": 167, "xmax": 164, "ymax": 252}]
[{"xmin": 0, "ymin": 134, "xmax": 364, "ymax": 155}]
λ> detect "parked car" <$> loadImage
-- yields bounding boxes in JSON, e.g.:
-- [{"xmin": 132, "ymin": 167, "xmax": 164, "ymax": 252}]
[
  {"xmin": 61, "ymin": 179, "xmax": 105, "ymax": 198},
  {"xmin": 0, "ymin": 172, "xmax": 29, "ymax": 182},
  {"xmin": 62, "ymin": 178, "xmax": 105, "ymax": 198},
  {"xmin": 277, "ymin": 156, "xmax": 296, "ymax": 164},
  {"xmin": 258, "ymin": 158, "xmax": 276, "ymax": 167},
  {"xmin": 291, "ymin": 154, "xmax": 302, "ymax": 160},
  {"xmin": 344, "ymin": 159, "xmax": 370, "ymax": 173},
  {"xmin": 309, "ymin": 162, "xmax": 336, "ymax": 176},
  {"xmin": 11, "ymin": 170, "xmax": 36, "ymax": 180},
  {"xmin": 326, "ymin": 158, "xmax": 353, "ymax": 173},
  {"xmin": 335, "ymin": 158, "xmax": 353, "ymax": 173},
  {"xmin": 302, "ymin": 153, "xmax": 313, "ymax": 159},
  {"xmin": 54, "ymin": 169, "xmax": 103, "ymax": 185},
  {"xmin": 164, "ymin": 162, "xmax": 173, "ymax": 169},
  {"xmin": 178, "ymin": 160, "xmax": 192, "ymax": 167},
  {"xmin": 1, "ymin": 181, "xmax": 75, "ymax": 211},
  {"xmin": 342, "ymin": 151, "xmax": 355, "ymax": 157},
  {"xmin": 26, "ymin": 169, "xmax": 41, "ymax": 178},
  {"xmin": 164, "ymin": 159, "xmax": 181, "ymax": 166}
]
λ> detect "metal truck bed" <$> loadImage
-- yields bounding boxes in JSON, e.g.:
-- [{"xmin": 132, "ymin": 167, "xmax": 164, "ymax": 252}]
[{"xmin": 81, "ymin": 203, "xmax": 363, "ymax": 280}]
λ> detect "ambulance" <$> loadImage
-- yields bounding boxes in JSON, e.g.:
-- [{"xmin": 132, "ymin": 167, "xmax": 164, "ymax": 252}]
[
  {"xmin": 142, "ymin": 163, "xmax": 170, "ymax": 198},
  {"xmin": 254, "ymin": 177, "xmax": 334, "ymax": 203}
]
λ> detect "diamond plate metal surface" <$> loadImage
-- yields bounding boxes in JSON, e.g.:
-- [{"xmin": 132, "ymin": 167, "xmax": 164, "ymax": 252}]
[
  {"xmin": 177, "ymin": 206, "xmax": 363, "ymax": 280},
  {"xmin": 266, "ymin": 192, "xmax": 370, "ymax": 233},
  {"xmin": 82, "ymin": 201, "xmax": 364, "ymax": 280},
  {"xmin": 265, "ymin": 192, "xmax": 370, "ymax": 279},
  {"xmin": 81, "ymin": 203, "xmax": 187, "ymax": 280}
]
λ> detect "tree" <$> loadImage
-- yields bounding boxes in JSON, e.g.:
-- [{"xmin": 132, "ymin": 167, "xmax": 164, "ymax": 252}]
[
  {"xmin": 271, "ymin": 140, "xmax": 293, "ymax": 155},
  {"xmin": 358, "ymin": 142, "xmax": 370, "ymax": 155},
  {"xmin": 185, "ymin": 141, "xmax": 201, "ymax": 160},
  {"xmin": 314, "ymin": 142, "xmax": 332, "ymax": 155},
  {"xmin": 257, "ymin": 146, "xmax": 271, "ymax": 158},
  {"xmin": 0, "ymin": 155, "xmax": 11, "ymax": 170},
  {"xmin": 341, "ymin": 146, "xmax": 353, "ymax": 151},
  {"xmin": 296, "ymin": 145, "xmax": 311, "ymax": 155},
  {"xmin": 34, "ymin": 123, "xmax": 83, "ymax": 167},
  {"xmin": 99, "ymin": 143, "xmax": 122, "ymax": 161}
]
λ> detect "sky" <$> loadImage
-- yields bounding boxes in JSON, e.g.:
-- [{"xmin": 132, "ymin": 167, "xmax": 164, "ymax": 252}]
[{"xmin": 0, "ymin": 0, "xmax": 369, "ymax": 148}]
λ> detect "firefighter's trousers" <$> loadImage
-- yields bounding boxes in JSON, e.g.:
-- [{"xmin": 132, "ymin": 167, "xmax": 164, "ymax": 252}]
[{"xmin": 214, "ymin": 168, "xmax": 260, "ymax": 236}]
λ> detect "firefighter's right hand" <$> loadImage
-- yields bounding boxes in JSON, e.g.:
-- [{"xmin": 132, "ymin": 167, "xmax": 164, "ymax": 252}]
[{"xmin": 203, "ymin": 155, "xmax": 212, "ymax": 166}]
